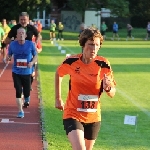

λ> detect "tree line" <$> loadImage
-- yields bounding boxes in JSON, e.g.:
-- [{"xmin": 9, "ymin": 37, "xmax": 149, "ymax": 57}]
[
  {"xmin": 0, "ymin": 0, "xmax": 50, "ymax": 21},
  {"xmin": 0, "ymin": 0, "xmax": 150, "ymax": 27}
]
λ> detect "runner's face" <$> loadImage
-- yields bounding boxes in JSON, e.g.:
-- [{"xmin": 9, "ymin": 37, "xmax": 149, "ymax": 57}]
[
  {"xmin": 2, "ymin": 19, "xmax": 7, "ymax": 26},
  {"xmin": 83, "ymin": 37, "xmax": 100, "ymax": 59},
  {"xmin": 17, "ymin": 29, "xmax": 26, "ymax": 41},
  {"xmin": 19, "ymin": 16, "xmax": 29, "ymax": 27}
]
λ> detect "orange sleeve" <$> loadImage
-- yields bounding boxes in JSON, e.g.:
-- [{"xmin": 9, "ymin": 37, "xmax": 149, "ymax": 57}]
[{"xmin": 57, "ymin": 61, "xmax": 71, "ymax": 77}]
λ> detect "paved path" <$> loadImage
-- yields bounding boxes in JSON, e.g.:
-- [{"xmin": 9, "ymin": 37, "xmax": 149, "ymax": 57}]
[{"xmin": 0, "ymin": 58, "xmax": 43, "ymax": 150}]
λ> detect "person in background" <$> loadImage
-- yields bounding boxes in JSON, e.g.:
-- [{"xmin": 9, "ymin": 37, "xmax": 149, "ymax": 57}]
[
  {"xmin": 91, "ymin": 24, "xmax": 97, "ymax": 29},
  {"xmin": 6, "ymin": 27, "xmax": 37, "ymax": 118},
  {"xmin": 101, "ymin": 21, "xmax": 108, "ymax": 40},
  {"xmin": 49, "ymin": 20, "xmax": 56, "ymax": 41},
  {"xmin": 126, "ymin": 24, "xmax": 134, "ymax": 40},
  {"xmin": 111, "ymin": 21, "xmax": 119, "ymax": 40},
  {"xmin": 55, "ymin": 27, "xmax": 116, "ymax": 150},
  {"xmin": 36, "ymin": 20, "xmax": 42, "ymax": 41},
  {"xmin": 78, "ymin": 22, "xmax": 87, "ymax": 53},
  {"xmin": 1, "ymin": 19, "xmax": 11, "ymax": 63},
  {"xmin": 8, "ymin": 20, "xmax": 17, "ymax": 28},
  {"xmin": 37, "ymin": 20, "xmax": 42, "ymax": 33},
  {"xmin": 30, "ymin": 35, "xmax": 42, "ymax": 91},
  {"xmin": 29, "ymin": 20, "xmax": 33, "ymax": 25},
  {"xmin": 33, "ymin": 21, "xmax": 38, "ymax": 29},
  {"xmin": 0, "ymin": 26, "xmax": 5, "ymax": 55},
  {"xmin": 78, "ymin": 22, "xmax": 86, "ymax": 38},
  {"xmin": 145, "ymin": 21, "xmax": 150, "ymax": 40},
  {"xmin": 57, "ymin": 22, "xmax": 64, "ymax": 41}
]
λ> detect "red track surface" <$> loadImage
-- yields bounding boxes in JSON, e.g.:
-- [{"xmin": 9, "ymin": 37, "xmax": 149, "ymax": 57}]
[{"xmin": 0, "ymin": 58, "xmax": 43, "ymax": 150}]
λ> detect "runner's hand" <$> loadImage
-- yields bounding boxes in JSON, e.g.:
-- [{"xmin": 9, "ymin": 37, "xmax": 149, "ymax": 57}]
[
  {"xmin": 103, "ymin": 73, "xmax": 113, "ymax": 91},
  {"xmin": 55, "ymin": 99, "xmax": 64, "ymax": 111},
  {"xmin": 28, "ymin": 62, "xmax": 34, "ymax": 68}
]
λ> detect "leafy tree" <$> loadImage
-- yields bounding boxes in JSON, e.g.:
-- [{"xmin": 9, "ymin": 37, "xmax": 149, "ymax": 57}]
[
  {"xmin": 128, "ymin": 0, "xmax": 150, "ymax": 19},
  {"xmin": 104, "ymin": 0, "xmax": 129, "ymax": 17},
  {"xmin": 0, "ymin": 0, "xmax": 50, "ymax": 21},
  {"xmin": 67, "ymin": 0, "xmax": 129, "ymax": 20}
]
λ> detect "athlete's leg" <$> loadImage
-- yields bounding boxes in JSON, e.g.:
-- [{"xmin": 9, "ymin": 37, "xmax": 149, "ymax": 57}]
[
  {"xmin": 84, "ymin": 122, "xmax": 100, "ymax": 150},
  {"xmin": 12, "ymin": 73, "xmax": 23, "ymax": 112},
  {"xmin": 63, "ymin": 119, "xmax": 86, "ymax": 150},
  {"xmin": 53, "ymin": 31, "xmax": 56, "ymax": 39},
  {"xmin": 50, "ymin": 31, "xmax": 52, "ymax": 40},
  {"xmin": 68, "ymin": 129, "xmax": 86, "ymax": 150},
  {"xmin": 1, "ymin": 43, "xmax": 7, "ymax": 63},
  {"xmin": 22, "ymin": 75, "xmax": 31, "ymax": 107},
  {"xmin": 85, "ymin": 139, "xmax": 96, "ymax": 150}
]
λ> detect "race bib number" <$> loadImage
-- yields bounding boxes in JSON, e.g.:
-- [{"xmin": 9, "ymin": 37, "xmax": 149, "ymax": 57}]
[
  {"xmin": 16, "ymin": 59, "xmax": 27, "ymax": 68},
  {"xmin": 77, "ymin": 94, "xmax": 98, "ymax": 112}
]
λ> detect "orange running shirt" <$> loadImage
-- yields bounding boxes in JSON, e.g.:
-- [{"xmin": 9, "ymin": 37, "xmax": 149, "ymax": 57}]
[
  {"xmin": 32, "ymin": 36, "xmax": 42, "ymax": 49},
  {"xmin": 57, "ymin": 54, "xmax": 116, "ymax": 123},
  {"xmin": 37, "ymin": 23, "xmax": 42, "ymax": 33}
]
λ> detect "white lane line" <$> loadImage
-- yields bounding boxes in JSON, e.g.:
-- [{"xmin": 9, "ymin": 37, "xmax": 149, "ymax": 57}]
[
  {"xmin": 60, "ymin": 44, "xmax": 75, "ymax": 54},
  {"xmin": 0, "ymin": 62, "xmax": 10, "ymax": 78},
  {"xmin": 1, "ymin": 119, "xmax": 11, "ymax": 123},
  {"xmin": 117, "ymin": 88, "xmax": 150, "ymax": 117},
  {"xmin": 0, "ymin": 111, "xmax": 30, "ymax": 113},
  {"xmin": 1, "ymin": 119, "xmax": 39, "ymax": 124},
  {"xmin": 0, "ymin": 122, "xmax": 39, "ymax": 125},
  {"xmin": 0, "ymin": 117, "xmax": 23, "ymax": 120}
]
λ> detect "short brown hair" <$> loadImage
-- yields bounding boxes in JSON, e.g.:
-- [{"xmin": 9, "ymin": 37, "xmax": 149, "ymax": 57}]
[{"xmin": 79, "ymin": 27, "xmax": 103, "ymax": 47}]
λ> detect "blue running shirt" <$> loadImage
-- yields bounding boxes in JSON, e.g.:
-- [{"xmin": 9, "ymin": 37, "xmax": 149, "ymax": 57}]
[{"xmin": 8, "ymin": 40, "xmax": 37, "ymax": 75}]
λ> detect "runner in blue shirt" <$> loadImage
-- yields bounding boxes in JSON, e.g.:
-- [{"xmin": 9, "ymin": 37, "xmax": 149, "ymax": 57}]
[
  {"xmin": 7, "ymin": 27, "xmax": 37, "ymax": 118},
  {"xmin": 111, "ymin": 22, "xmax": 120, "ymax": 40}
]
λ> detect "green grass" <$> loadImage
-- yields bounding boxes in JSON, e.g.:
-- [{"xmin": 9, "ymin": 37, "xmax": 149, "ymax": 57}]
[
  {"xmin": 38, "ymin": 29, "xmax": 150, "ymax": 150},
  {"xmin": 42, "ymin": 28, "xmax": 148, "ymax": 41}
]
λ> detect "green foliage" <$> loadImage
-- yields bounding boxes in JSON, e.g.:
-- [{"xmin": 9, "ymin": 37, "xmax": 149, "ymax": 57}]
[
  {"xmin": 107, "ymin": 0, "xmax": 129, "ymax": 17},
  {"xmin": 42, "ymin": 28, "xmax": 147, "ymax": 41},
  {"xmin": 67, "ymin": 0, "xmax": 129, "ymax": 18},
  {"xmin": 129, "ymin": 0, "xmax": 150, "ymax": 19},
  {"xmin": 0, "ymin": 0, "xmax": 50, "ymax": 20}
]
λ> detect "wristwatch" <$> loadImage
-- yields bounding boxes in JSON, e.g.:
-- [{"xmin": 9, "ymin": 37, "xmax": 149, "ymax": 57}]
[{"xmin": 104, "ymin": 87, "xmax": 111, "ymax": 92}]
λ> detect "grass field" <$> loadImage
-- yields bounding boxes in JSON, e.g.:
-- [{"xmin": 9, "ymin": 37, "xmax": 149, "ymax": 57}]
[{"xmin": 38, "ymin": 30, "xmax": 150, "ymax": 150}]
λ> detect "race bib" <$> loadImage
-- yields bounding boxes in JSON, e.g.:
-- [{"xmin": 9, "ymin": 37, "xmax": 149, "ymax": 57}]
[
  {"xmin": 77, "ymin": 94, "xmax": 98, "ymax": 112},
  {"xmin": 16, "ymin": 59, "xmax": 27, "ymax": 68}
]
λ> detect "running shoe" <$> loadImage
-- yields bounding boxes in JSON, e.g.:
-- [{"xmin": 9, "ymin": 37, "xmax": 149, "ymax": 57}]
[
  {"xmin": 17, "ymin": 111, "xmax": 24, "ymax": 118},
  {"xmin": 3, "ymin": 58, "xmax": 6, "ymax": 64},
  {"xmin": 23, "ymin": 102, "xmax": 29, "ymax": 108}
]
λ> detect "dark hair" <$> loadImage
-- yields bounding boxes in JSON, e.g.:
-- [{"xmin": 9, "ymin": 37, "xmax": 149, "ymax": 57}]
[
  {"xmin": 79, "ymin": 27, "xmax": 103, "ymax": 47},
  {"xmin": 19, "ymin": 12, "xmax": 29, "ymax": 17}
]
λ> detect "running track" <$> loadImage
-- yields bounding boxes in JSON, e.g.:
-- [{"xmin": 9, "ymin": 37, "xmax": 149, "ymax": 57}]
[{"xmin": 0, "ymin": 57, "xmax": 43, "ymax": 150}]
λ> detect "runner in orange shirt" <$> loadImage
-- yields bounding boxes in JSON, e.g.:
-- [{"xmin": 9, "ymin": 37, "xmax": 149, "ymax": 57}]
[
  {"xmin": 36, "ymin": 20, "xmax": 42, "ymax": 33},
  {"xmin": 30, "ymin": 35, "xmax": 42, "ymax": 90},
  {"xmin": 55, "ymin": 27, "xmax": 116, "ymax": 150},
  {"xmin": 32, "ymin": 35, "xmax": 42, "ymax": 53}
]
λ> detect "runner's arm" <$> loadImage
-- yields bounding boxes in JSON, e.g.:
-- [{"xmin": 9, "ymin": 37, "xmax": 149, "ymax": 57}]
[
  {"xmin": 28, "ymin": 55, "xmax": 38, "ymax": 68},
  {"xmin": 55, "ymin": 71, "xmax": 64, "ymax": 110},
  {"xmin": 4, "ymin": 36, "xmax": 11, "ymax": 44}
]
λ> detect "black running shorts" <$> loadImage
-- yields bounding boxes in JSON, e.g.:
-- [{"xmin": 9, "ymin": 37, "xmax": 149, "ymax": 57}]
[{"xmin": 63, "ymin": 118, "xmax": 101, "ymax": 140}]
